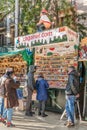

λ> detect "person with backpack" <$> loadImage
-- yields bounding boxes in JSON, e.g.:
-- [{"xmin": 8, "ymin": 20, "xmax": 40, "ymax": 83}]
[
  {"xmin": 65, "ymin": 66, "xmax": 80, "ymax": 127},
  {"xmin": 0, "ymin": 72, "xmax": 9, "ymax": 122},
  {"xmin": 35, "ymin": 73, "xmax": 49, "ymax": 117}
]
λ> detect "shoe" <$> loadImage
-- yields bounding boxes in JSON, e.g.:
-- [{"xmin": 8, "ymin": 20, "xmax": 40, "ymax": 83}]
[
  {"xmin": 38, "ymin": 112, "xmax": 41, "ymax": 116},
  {"xmin": 25, "ymin": 112, "xmax": 33, "ymax": 116},
  {"xmin": 31, "ymin": 111, "xmax": 35, "ymax": 114},
  {"xmin": 7, "ymin": 122, "xmax": 15, "ymax": 127},
  {"xmin": 64, "ymin": 121, "xmax": 68, "ymax": 126},
  {"xmin": 0, "ymin": 118, "xmax": 6, "ymax": 124},
  {"xmin": 41, "ymin": 113, "xmax": 48, "ymax": 117},
  {"xmin": 66, "ymin": 121, "xmax": 74, "ymax": 127}
]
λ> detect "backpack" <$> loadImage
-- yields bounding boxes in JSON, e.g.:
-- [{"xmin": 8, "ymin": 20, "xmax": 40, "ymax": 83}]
[{"xmin": 0, "ymin": 76, "xmax": 7, "ymax": 96}]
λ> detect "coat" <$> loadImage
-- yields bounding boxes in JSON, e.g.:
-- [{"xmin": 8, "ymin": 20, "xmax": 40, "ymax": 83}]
[
  {"xmin": 65, "ymin": 70, "xmax": 79, "ymax": 96},
  {"xmin": 4, "ymin": 77, "xmax": 20, "ymax": 108},
  {"xmin": 35, "ymin": 78, "xmax": 49, "ymax": 101}
]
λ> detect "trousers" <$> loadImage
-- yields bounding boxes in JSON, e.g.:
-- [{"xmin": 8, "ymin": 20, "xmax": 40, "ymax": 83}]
[
  {"xmin": 26, "ymin": 88, "xmax": 33, "ymax": 113},
  {"xmin": 38, "ymin": 100, "xmax": 46, "ymax": 114}
]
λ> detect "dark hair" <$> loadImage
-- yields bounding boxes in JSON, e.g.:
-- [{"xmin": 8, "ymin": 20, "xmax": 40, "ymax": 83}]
[{"xmin": 38, "ymin": 73, "xmax": 44, "ymax": 78}]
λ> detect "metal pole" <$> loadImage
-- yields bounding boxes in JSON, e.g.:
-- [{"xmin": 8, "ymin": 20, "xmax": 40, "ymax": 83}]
[{"xmin": 15, "ymin": 0, "xmax": 19, "ymax": 50}]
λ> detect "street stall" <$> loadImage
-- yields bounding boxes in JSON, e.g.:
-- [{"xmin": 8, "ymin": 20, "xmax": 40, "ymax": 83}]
[
  {"xmin": 15, "ymin": 26, "xmax": 79, "ymax": 112},
  {"xmin": 0, "ymin": 49, "xmax": 34, "ymax": 111},
  {"xmin": 78, "ymin": 37, "xmax": 87, "ymax": 120}
]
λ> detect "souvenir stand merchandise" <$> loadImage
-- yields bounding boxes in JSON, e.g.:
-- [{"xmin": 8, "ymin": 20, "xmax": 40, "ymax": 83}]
[
  {"xmin": 78, "ymin": 37, "xmax": 87, "ymax": 120},
  {"xmin": 0, "ymin": 49, "xmax": 34, "ymax": 111},
  {"xmin": 15, "ymin": 26, "xmax": 78, "ymax": 112}
]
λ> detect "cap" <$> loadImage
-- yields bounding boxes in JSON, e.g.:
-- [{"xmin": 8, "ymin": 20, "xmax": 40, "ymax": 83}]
[{"xmin": 41, "ymin": 9, "xmax": 48, "ymax": 14}]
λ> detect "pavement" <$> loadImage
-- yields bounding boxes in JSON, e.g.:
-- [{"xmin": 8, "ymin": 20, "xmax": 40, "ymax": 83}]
[{"xmin": 0, "ymin": 110, "xmax": 87, "ymax": 130}]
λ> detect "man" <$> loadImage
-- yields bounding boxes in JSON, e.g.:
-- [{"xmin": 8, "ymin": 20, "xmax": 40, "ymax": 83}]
[
  {"xmin": 65, "ymin": 66, "xmax": 80, "ymax": 127},
  {"xmin": 1, "ymin": 68, "xmax": 20, "ymax": 127},
  {"xmin": 0, "ymin": 69, "xmax": 11, "ymax": 121},
  {"xmin": 25, "ymin": 65, "xmax": 36, "ymax": 116},
  {"xmin": 36, "ymin": 9, "xmax": 51, "ymax": 32}
]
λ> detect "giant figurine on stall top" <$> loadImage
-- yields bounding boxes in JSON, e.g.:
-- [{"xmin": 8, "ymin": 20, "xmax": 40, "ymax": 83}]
[{"xmin": 25, "ymin": 65, "xmax": 36, "ymax": 116}]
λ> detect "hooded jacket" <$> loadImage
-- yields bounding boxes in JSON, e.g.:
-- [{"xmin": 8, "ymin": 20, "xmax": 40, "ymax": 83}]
[
  {"xmin": 26, "ymin": 65, "xmax": 35, "ymax": 91},
  {"xmin": 65, "ymin": 70, "xmax": 79, "ymax": 96}
]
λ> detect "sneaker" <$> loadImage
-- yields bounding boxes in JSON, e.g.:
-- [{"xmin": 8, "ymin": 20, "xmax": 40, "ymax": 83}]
[
  {"xmin": 66, "ymin": 121, "xmax": 74, "ymax": 127},
  {"xmin": 64, "ymin": 121, "xmax": 68, "ymax": 126},
  {"xmin": 41, "ymin": 113, "xmax": 48, "ymax": 117},
  {"xmin": 7, "ymin": 122, "xmax": 15, "ymax": 127}
]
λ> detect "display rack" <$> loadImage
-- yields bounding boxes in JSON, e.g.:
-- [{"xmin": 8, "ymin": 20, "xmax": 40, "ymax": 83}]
[{"xmin": 35, "ymin": 43, "xmax": 78, "ymax": 89}]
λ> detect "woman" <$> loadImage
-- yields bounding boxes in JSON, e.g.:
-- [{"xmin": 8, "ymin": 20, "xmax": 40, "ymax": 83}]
[
  {"xmin": 1, "ymin": 68, "xmax": 20, "ymax": 127},
  {"xmin": 35, "ymin": 73, "xmax": 49, "ymax": 117}
]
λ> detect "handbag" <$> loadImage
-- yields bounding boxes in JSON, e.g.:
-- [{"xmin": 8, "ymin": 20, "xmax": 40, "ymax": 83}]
[{"xmin": 23, "ymin": 86, "xmax": 28, "ymax": 97}]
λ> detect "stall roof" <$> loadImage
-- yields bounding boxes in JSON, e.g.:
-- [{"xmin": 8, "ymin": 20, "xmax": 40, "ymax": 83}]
[{"xmin": 0, "ymin": 49, "xmax": 23, "ymax": 58}]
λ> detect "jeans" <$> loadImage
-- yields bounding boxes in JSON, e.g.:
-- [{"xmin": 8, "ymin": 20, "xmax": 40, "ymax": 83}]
[
  {"xmin": 37, "ymin": 24, "xmax": 45, "ymax": 32},
  {"xmin": 2, "ymin": 108, "xmax": 13, "ymax": 122},
  {"xmin": 0, "ymin": 97, "xmax": 4, "ymax": 116},
  {"xmin": 65, "ymin": 95, "xmax": 75, "ymax": 123}
]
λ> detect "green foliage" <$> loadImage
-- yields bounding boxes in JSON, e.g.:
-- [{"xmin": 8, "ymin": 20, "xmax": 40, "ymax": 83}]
[
  {"xmin": 0, "ymin": 0, "xmax": 15, "ymax": 21},
  {"xmin": 19, "ymin": 0, "xmax": 42, "ymax": 35}
]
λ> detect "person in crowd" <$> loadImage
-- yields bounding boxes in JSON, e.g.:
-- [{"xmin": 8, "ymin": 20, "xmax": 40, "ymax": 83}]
[
  {"xmin": 25, "ymin": 65, "xmax": 36, "ymax": 116},
  {"xmin": 1, "ymin": 68, "xmax": 20, "ymax": 127},
  {"xmin": 0, "ymin": 74, "xmax": 7, "ymax": 121},
  {"xmin": 35, "ymin": 73, "xmax": 49, "ymax": 117},
  {"xmin": 36, "ymin": 9, "xmax": 51, "ymax": 32},
  {"xmin": 65, "ymin": 66, "xmax": 80, "ymax": 127}
]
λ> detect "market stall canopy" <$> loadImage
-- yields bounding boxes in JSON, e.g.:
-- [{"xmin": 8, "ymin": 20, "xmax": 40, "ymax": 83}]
[{"xmin": 0, "ymin": 48, "xmax": 34, "ymax": 66}]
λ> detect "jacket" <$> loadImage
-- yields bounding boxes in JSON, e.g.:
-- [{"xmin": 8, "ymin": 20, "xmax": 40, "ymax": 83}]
[
  {"xmin": 65, "ymin": 70, "xmax": 79, "ymax": 96},
  {"xmin": 35, "ymin": 78, "xmax": 49, "ymax": 101},
  {"xmin": 4, "ymin": 77, "xmax": 20, "ymax": 108}
]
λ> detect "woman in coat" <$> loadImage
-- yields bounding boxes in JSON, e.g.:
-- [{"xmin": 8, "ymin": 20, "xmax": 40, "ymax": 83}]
[
  {"xmin": 35, "ymin": 73, "xmax": 49, "ymax": 117},
  {"xmin": 1, "ymin": 68, "xmax": 20, "ymax": 127}
]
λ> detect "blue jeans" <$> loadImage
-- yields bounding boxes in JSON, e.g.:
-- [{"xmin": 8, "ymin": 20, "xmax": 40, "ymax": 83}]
[
  {"xmin": 65, "ymin": 95, "xmax": 75, "ymax": 123},
  {"xmin": 2, "ymin": 108, "xmax": 13, "ymax": 122},
  {"xmin": 0, "ymin": 97, "xmax": 4, "ymax": 116}
]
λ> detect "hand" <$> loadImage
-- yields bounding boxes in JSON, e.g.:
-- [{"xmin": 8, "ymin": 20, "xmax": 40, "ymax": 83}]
[{"xmin": 76, "ymin": 93, "xmax": 80, "ymax": 98}]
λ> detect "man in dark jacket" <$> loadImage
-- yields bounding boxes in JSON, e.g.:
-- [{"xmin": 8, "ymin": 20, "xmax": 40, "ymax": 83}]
[
  {"xmin": 25, "ymin": 65, "xmax": 36, "ymax": 116},
  {"xmin": 65, "ymin": 66, "xmax": 79, "ymax": 127}
]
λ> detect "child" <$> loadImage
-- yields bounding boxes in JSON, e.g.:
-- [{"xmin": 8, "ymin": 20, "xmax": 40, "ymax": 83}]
[{"xmin": 36, "ymin": 9, "xmax": 51, "ymax": 32}]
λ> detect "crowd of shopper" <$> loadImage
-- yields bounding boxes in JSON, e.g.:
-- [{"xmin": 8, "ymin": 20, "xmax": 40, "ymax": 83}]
[{"xmin": 0, "ymin": 65, "xmax": 80, "ymax": 128}]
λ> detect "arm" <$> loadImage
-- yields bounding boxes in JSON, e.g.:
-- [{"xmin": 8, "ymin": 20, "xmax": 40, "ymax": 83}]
[{"xmin": 45, "ymin": 80, "xmax": 49, "ymax": 89}]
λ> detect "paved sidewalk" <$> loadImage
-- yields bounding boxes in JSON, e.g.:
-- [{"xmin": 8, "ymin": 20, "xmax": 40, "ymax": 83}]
[{"xmin": 0, "ymin": 111, "xmax": 87, "ymax": 130}]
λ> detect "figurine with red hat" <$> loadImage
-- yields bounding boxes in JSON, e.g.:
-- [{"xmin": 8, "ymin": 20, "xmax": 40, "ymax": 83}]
[{"xmin": 36, "ymin": 9, "xmax": 51, "ymax": 32}]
